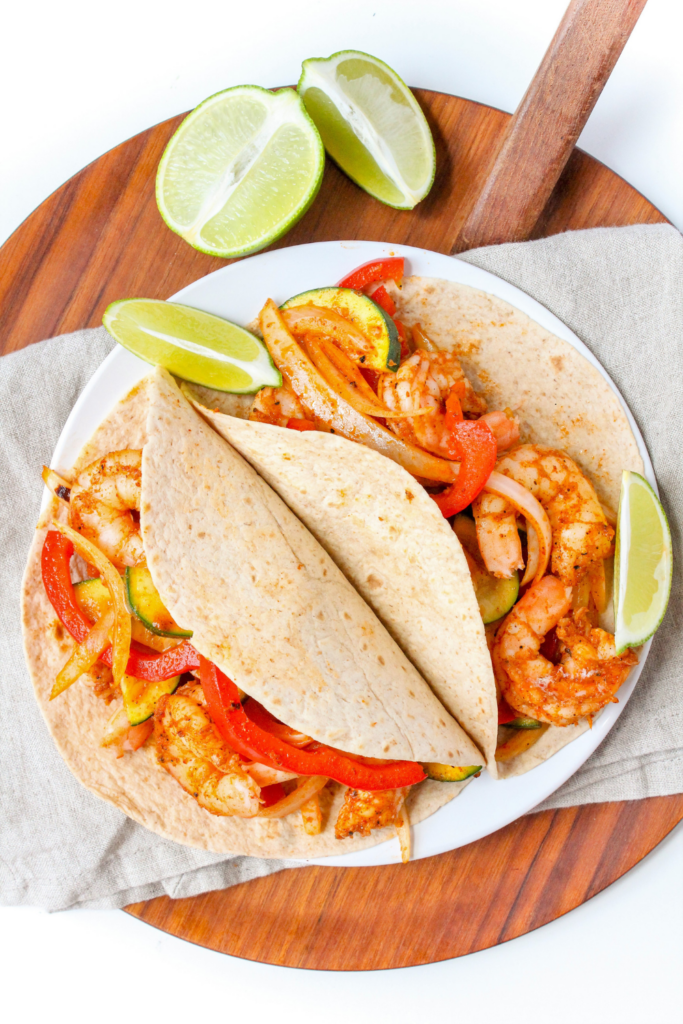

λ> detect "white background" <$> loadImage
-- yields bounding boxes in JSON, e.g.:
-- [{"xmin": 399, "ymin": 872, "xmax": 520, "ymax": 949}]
[{"xmin": 2, "ymin": 1, "xmax": 681, "ymax": 1021}]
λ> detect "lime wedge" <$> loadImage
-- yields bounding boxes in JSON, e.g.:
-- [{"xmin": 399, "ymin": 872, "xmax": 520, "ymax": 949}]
[
  {"xmin": 103, "ymin": 298, "xmax": 282, "ymax": 393},
  {"xmin": 614, "ymin": 470, "xmax": 672, "ymax": 652},
  {"xmin": 298, "ymin": 50, "xmax": 435, "ymax": 210},
  {"xmin": 156, "ymin": 86, "xmax": 324, "ymax": 258}
]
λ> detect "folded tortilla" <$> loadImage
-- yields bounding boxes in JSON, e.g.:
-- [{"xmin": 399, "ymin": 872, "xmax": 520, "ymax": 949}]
[
  {"xmin": 186, "ymin": 403, "xmax": 499, "ymax": 771},
  {"xmin": 188, "ymin": 275, "xmax": 644, "ymax": 778},
  {"xmin": 22, "ymin": 371, "xmax": 478, "ymax": 857}
]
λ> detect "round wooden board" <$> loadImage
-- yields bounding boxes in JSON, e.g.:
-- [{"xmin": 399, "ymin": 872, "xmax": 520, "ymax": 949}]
[{"xmin": 2, "ymin": 90, "xmax": 680, "ymax": 970}]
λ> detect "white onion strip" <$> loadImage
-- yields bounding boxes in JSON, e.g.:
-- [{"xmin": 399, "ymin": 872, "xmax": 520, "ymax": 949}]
[
  {"xmin": 245, "ymin": 763, "xmax": 299, "ymax": 787},
  {"xmin": 395, "ymin": 800, "xmax": 412, "ymax": 864},
  {"xmin": 522, "ymin": 521, "xmax": 540, "ymax": 587},
  {"xmin": 51, "ymin": 607, "xmax": 115, "ymax": 699},
  {"xmin": 258, "ymin": 775, "xmax": 328, "ymax": 819},
  {"xmin": 483, "ymin": 471, "xmax": 552, "ymax": 584},
  {"xmin": 52, "ymin": 521, "xmax": 131, "ymax": 688}
]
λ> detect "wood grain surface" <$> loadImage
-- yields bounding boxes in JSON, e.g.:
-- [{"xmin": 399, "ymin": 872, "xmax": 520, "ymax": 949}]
[
  {"xmin": 1, "ymin": 90, "xmax": 678, "ymax": 969},
  {"xmin": 453, "ymin": 0, "xmax": 649, "ymax": 251}
]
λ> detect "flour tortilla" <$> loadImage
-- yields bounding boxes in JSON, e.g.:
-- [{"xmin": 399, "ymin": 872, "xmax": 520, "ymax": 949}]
[
  {"xmin": 22, "ymin": 373, "xmax": 474, "ymax": 857},
  {"xmin": 388, "ymin": 277, "xmax": 644, "ymax": 775},
  {"xmin": 190, "ymin": 274, "xmax": 643, "ymax": 778},
  {"xmin": 186, "ymin": 401, "xmax": 498, "ymax": 772}
]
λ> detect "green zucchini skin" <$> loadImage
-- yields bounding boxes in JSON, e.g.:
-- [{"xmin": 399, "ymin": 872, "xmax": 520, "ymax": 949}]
[
  {"xmin": 121, "ymin": 674, "xmax": 182, "ymax": 726},
  {"xmin": 477, "ymin": 572, "xmax": 519, "ymax": 624},
  {"xmin": 506, "ymin": 717, "xmax": 543, "ymax": 730},
  {"xmin": 452, "ymin": 514, "xmax": 519, "ymax": 624},
  {"xmin": 281, "ymin": 286, "xmax": 400, "ymax": 371},
  {"xmin": 125, "ymin": 566, "xmax": 193, "ymax": 638},
  {"xmin": 421, "ymin": 763, "xmax": 482, "ymax": 782}
]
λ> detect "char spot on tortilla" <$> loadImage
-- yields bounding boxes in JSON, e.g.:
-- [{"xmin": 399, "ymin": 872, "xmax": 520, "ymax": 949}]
[
  {"xmin": 378, "ymin": 655, "xmax": 385, "ymax": 666},
  {"xmin": 405, "ymin": 489, "xmax": 415, "ymax": 502},
  {"xmin": 366, "ymin": 574, "xmax": 383, "ymax": 590}
]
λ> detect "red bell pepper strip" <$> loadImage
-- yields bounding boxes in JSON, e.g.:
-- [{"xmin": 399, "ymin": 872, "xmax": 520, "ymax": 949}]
[
  {"xmin": 369, "ymin": 284, "xmax": 397, "ymax": 317},
  {"xmin": 286, "ymin": 418, "xmax": 317, "ymax": 432},
  {"xmin": 498, "ymin": 697, "xmax": 518, "ymax": 725},
  {"xmin": 41, "ymin": 530, "xmax": 199, "ymax": 681},
  {"xmin": 200, "ymin": 657, "xmax": 426, "ymax": 790},
  {"xmin": 338, "ymin": 257, "xmax": 404, "ymax": 291},
  {"xmin": 259, "ymin": 782, "xmax": 287, "ymax": 807},
  {"xmin": 431, "ymin": 395, "xmax": 498, "ymax": 517}
]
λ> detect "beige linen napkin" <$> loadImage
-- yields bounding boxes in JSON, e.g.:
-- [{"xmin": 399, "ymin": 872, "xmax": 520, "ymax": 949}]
[{"xmin": 1, "ymin": 224, "xmax": 680, "ymax": 910}]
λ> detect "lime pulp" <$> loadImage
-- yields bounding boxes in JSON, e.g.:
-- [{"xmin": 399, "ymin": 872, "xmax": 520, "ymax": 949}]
[{"xmin": 156, "ymin": 86, "xmax": 324, "ymax": 258}]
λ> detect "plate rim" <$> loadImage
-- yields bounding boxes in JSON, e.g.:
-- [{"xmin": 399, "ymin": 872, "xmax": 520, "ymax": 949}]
[{"xmin": 45, "ymin": 239, "xmax": 653, "ymax": 868}]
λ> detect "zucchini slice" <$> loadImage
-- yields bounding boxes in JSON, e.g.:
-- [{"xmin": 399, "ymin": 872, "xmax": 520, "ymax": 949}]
[
  {"xmin": 281, "ymin": 286, "xmax": 400, "ymax": 371},
  {"xmin": 73, "ymin": 578, "xmax": 110, "ymax": 620},
  {"xmin": 121, "ymin": 674, "xmax": 182, "ymax": 726},
  {"xmin": 475, "ymin": 571, "xmax": 519, "ymax": 625},
  {"xmin": 125, "ymin": 565, "xmax": 193, "ymax": 638},
  {"xmin": 452, "ymin": 514, "xmax": 519, "ymax": 624},
  {"xmin": 507, "ymin": 716, "xmax": 543, "ymax": 730},
  {"xmin": 421, "ymin": 763, "xmax": 482, "ymax": 782}
]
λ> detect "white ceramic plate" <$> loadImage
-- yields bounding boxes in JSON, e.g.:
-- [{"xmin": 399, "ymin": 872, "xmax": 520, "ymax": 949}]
[{"xmin": 48, "ymin": 240, "xmax": 654, "ymax": 867}]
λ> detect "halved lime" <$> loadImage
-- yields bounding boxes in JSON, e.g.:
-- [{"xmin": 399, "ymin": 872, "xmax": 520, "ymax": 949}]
[
  {"xmin": 614, "ymin": 470, "xmax": 672, "ymax": 652},
  {"xmin": 156, "ymin": 86, "xmax": 324, "ymax": 258},
  {"xmin": 298, "ymin": 50, "xmax": 435, "ymax": 210},
  {"xmin": 103, "ymin": 298, "xmax": 282, "ymax": 393}
]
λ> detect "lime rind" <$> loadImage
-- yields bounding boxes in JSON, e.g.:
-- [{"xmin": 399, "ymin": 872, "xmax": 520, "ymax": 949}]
[
  {"xmin": 298, "ymin": 49, "xmax": 436, "ymax": 210},
  {"xmin": 103, "ymin": 298, "xmax": 282, "ymax": 394},
  {"xmin": 156, "ymin": 86, "xmax": 325, "ymax": 259},
  {"xmin": 614, "ymin": 470, "xmax": 673, "ymax": 653}
]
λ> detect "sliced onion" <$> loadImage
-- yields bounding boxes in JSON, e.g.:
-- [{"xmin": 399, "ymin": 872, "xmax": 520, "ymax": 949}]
[
  {"xmin": 395, "ymin": 799, "xmax": 411, "ymax": 864},
  {"xmin": 282, "ymin": 305, "xmax": 372, "ymax": 363},
  {"xmin": 302, "ymin": 334, "xmax": 393, "ymax": 419},
  {"xmin": 41, "ymin": 466, "xmax": 72, "ymax": 505},
  {"xmin": 258, "ymin": 775, "xmax": 328, "ymax": 819},
  {"xmin": 522, "ymin": 521, "xmax": 539, "ymax": 587},
  {"xmin": 51, "ymin": 606, "xmax": 115, "ymax": 699},
  {"xmin": 130, "ymin": 618, "xmax": 180, "ymax": 653},
  {"xmin": 483, "ymin": 471, "xmax": 552, "ymax": 584},
  {"xmin": 411, "ymin": 323, "xmax": 439, "ymax": 353},
  {"xmin": 52, "ymin": 522, "xmax": 131, "ymax": 688},
  {"xmin": 101, "ymin": 705, "xmax": 129, "ymax": 748},
  {"xmin": 573, "ymin": 574, "xmax": 591, "ymax": 610},
  {"xmin": 589, "ymin": 560, "xmax": 608, "ymax": 614},
  {"xmin": 259, "ymin": 301, "xmax": 457, "ymax": 483},
  {"xmin": 244, "ymin": 763, "xmax": 299, "ymax": 786},
  {"xmin": 310, "ymin": 336, "xmax": 431, "ymax": 419},
  {"xmin": 300, "ymin": 793, "xmax": 323, "ymax": 836}
]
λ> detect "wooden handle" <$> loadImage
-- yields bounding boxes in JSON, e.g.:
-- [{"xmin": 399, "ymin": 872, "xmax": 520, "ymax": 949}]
[{"xmin": 451, "ymin": 0, "xmax": 648, "ymax": 253}]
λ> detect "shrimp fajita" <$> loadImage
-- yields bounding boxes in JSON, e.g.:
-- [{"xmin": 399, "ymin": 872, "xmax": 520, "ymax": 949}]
[{"xmin": 23, "ymin": 258, "xmax": 647, "ymax": 858}]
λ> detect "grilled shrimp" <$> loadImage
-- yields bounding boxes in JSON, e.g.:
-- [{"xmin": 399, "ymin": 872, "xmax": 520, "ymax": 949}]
[
  {"xmin": 493, "ymin": 575, "xmax": 637, "ymax": 726},
  {"xmin": 69, "ymin": 450, "xmax": 144, "ymax": 569},
  {"xmin": 479, "ymin": 410, "xmax": 520, "ymax": 452},
  {"xmin": 250, "ymin": 383, "xmax": 306, "ymax": 426},
  {"xmin": 335, "ymin": 787, "xmax": 408, "ymax": 839},
  {"xmin": 379, "ymin": 350, "xmax": 487, "ymax": 457},
  {"xmin": 154, "ymin": 682, "xmax": 261, "ymax": 817},
  {"xmin": 474, "ymin": 445, "xmax": 614, "ymax": 585}
]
